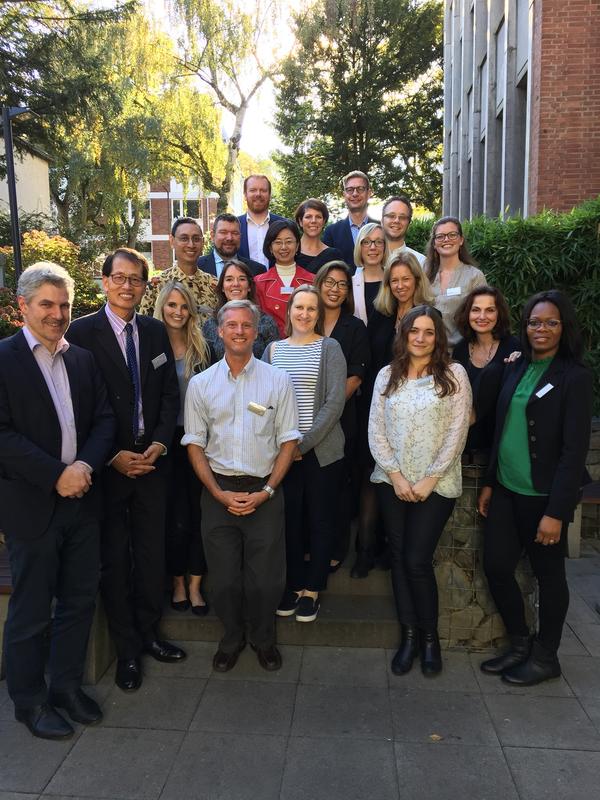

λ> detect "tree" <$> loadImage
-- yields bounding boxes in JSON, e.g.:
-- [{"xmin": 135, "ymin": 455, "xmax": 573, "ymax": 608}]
[{"xmin": 274, "ymin": 0, "xmax": 443, "ymax": 214}]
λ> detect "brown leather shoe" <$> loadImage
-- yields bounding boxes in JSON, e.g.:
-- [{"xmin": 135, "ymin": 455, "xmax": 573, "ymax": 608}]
[
  {"xmin": 212, "ymin": 643, "xmax": 245, "ymax": 673},
  {"xmin": 251, "ymin": 644, "xmax": 282, "ymax": 672}
]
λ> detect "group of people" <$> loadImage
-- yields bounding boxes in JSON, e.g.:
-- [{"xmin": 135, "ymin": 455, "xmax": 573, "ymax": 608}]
[{"xmin": 0, "ymin": 170, "xmax": 592, "ymax": 742}]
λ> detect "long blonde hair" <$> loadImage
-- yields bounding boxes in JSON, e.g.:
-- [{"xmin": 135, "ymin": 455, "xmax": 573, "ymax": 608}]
[
  {"xmin": 373, "ymin": 251, "xmax": 434, "ymax": 316},
  {"xmin": 154, "ymin": 281, "xmax": 210, "ymax": 378}
]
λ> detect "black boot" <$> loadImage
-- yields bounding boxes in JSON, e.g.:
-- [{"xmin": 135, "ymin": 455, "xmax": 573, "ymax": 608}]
[
  {"xmin": 391, "ymin": 625, "xmax": 419, "ymax": 676},
  {"xmin": 502, "ymin": 640, "xmax": 561, "ymax": 686},
  {"xmin": 350, "ymin": 551, "xmax": 374, "ymax": 579},
  {"xmin": 420, "ymin": 630, "xmax": 442, "ymax": 677},
  {"xmin": 480, "ymin": 635, "xmax": 532, "ymax": 675}
]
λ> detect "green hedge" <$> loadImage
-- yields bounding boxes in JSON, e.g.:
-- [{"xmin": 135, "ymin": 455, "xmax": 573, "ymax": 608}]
[{"xmin": 406, "ymin": 198, "xmax": 600, "ymax": 411}]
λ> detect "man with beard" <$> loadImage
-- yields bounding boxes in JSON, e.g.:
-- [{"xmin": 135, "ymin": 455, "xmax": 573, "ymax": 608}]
[
  {"xmin": 236, "ymin": 175, "xmax": 284, "ymax": 268},
  {"xmin": 198, "ymin": 213, "xmax": 266, "ymax": 277}
]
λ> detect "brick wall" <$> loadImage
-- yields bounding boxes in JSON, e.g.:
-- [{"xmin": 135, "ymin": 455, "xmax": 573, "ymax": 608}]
[{"xmin": 528, "ymin": 0, "xmax": 600, "ymax": 214}]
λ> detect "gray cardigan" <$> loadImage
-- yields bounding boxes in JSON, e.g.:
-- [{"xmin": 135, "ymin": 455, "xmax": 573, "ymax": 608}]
[{"xmin": 263, "ymin": 337, "xmax": 346, "ymax": 467}]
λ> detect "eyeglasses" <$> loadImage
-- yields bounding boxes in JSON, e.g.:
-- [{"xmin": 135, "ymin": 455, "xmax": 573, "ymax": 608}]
[
  {"xmin": 323, "ymin": 277, "xmax": 349, "ymax": 290},
  {"xmin": 383, "ymin": 213, "xmax": 411, "ymax": 223},
  {"xmin": 361, "ymin": 238, "xmax": 385, "ymax": 248},
  {"xmin": 434, "ymin": 231, "xmax": 461, "ymax": 242},
  {"xmin": 272, "ymin": 239, "xmax": 297, "ymax": 248},
  {"xmin": 175, "ymin": 235, "xmax": 203, "ymax": 244},
  {"xmin": 109, "ymin": 274, "xmax": 146, "ymax": 287},
  {"xmin": 344, "ymin": 185, "xmax": 368, "ymax": 195},
  {"xmin": 527, "ymin": 319, "xmax": 562, "ymax": 330}
]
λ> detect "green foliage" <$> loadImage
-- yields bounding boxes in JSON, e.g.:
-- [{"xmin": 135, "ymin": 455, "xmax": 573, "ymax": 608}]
[
  {"xmin": 0, "ymin": 287, "xmax": 23, "ymax": 338},
  {"xmin": 0, "ymin": 210, "xmax": 54, "ymax": 246}
]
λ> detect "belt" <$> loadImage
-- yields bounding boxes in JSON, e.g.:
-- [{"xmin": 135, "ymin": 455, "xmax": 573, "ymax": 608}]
[{"xmin": 214, "ymin": 473, "xmax": 269, "ymax": 489}]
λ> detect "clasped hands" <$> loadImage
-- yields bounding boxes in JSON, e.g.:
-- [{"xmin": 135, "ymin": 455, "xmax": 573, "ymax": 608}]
[
  {"xmin": 217, "ymin": 489, "xmax": 268, "ymax": 516},
  {"xmin": 112, "ymin": 444, "xmax": 164, "ymax": 479},
  {"xmin": 390, "ymin": 472, "xmax": 437, "ymax": 503},
  {"xmin": 55, "ymin": 461, "xmax": 92, "ymax": 498}
]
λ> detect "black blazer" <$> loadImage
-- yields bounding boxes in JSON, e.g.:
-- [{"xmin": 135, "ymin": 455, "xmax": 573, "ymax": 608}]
[
  {"xmin": 237, "ymin": 212, "xmax": 285, "ymax": 260},
  {"xmin": 486, "ymin": 355, "xmax": 593, "ymax": 521},
  {"xmin": 329, "ymin": 312, "xmax": 371, "ymax": 443},
  {"xmin": 0, "ymin": 330, "xmax": 116, "ymax": 539},
  {"xmin": 67, "ymin": 307, "xmax": 179, "ymax": 459},
  {"xmin": 322, "ymin": 216, "xmax": 378, "ymax": 272},
  {"xmin": 198, "ymin": 251, "xmax": 266, "ymax": 278}
]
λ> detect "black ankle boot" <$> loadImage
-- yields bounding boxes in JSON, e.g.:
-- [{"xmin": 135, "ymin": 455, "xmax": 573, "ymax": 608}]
[
  {"xmin": 480, "ymin": 635, "xmax": 532, "ymax": 675},
  {"xmin": 391, "ymin": 625, "xmax": 419, "ymax": 675},
  {"xmin": 502, "ymin": 640, "xmax": 561, "ymax": 686},
  {"xmin": 420, "ymin": 630, "xmax": 442, "ymax": 676}
]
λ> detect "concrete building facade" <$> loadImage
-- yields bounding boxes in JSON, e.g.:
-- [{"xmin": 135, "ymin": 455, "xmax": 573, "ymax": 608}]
[
  {"xmin": 0, "ymin": 138, "xmax": 51, "ymax": 217},
  {"xmin": 443, "ymin": 0, "xmax": 600, "ymax": 219}
]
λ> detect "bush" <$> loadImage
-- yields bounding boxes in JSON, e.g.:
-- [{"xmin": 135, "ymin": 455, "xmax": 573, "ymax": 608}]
[
  {"xmin": 0, "ymin": 210, "xmax": 54, "ymax": 247},
  {"xmin": 0, "ymin": 286, "xmax": 23, "ymax": 338}
]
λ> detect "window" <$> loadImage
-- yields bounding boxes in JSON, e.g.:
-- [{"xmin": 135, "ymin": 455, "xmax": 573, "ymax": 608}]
[{"xmin": 495, "ymin": 20, "xmax": 506, "ymax": 113}]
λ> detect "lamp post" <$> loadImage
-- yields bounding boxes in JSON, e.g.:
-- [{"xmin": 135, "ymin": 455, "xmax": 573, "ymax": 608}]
[{"xmin": 2, "ymin": 106, "xmax": 31, "ymax": 282}]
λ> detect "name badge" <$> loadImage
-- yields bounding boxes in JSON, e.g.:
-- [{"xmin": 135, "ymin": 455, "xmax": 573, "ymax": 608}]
[
  {"xmin": 152, "ymin": 353, "xmax": 167, "ymax": 369},
  {"xmin": 446, "ymin": 286, "xmax": 462, "ymax": 297},
  {"xmin": 535, "ymin": 383, "xmax": 554, "ymax": 399},
  {"xmin": 248, "ymin": 402, "xmax": 267, "ymax": 416},
  {"xmin": 280, "ymin": 286, "xmax": 294, "ymax": 295}
]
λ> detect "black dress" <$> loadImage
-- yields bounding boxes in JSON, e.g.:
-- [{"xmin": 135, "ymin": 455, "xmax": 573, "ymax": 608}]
[{"xmin": 296, "ymin": 246, "xmax": 345, "ymax": 274}]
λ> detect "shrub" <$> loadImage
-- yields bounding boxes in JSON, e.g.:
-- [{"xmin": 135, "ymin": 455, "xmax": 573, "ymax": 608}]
[{"xmin": 0, "ymin": 286, "xmax": 23, "ymax": 338}]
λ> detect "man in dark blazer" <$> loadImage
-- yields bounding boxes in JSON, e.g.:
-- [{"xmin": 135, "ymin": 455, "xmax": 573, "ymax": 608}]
[
  {"xmin": 198, "ymin": 213, "xmax": 265, "ymax": 277},
  {"xmin": 0, "ymin": 262, "xmax": 115, "ymax": 739},
  {"xmin": 322, "ymin": 170, "xmax": 377, "ymax": 272},
  {"xmin": 236, "ymin": 175, "xmax": 284, "ymax": 267},
  {"xmin": 67, "ymin": 247, "xmax": 184, "ymax": 694}
]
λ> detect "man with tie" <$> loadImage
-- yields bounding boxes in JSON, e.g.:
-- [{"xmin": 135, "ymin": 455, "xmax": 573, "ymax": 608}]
[
  {"xmin": 198, "ymin": 213, "xmax": 266, "ymax": 278},
  {"xmin": 68, "ymin": 247, "xmax": 184, "ymax": 693},
  {"xmin": 236, "ymin": 175, "xmax": 284, "ymax": 268},
  {"xmin": 0, "ymin": 262, "xmax": 115, "ymax": 739},
  {"xmin": 322, "ymin": 171, "xmax": 377, "ymax": 271}
]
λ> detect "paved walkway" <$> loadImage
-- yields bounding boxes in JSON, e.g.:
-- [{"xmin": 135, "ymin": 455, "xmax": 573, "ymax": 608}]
[{"xmin": 1, "ymin": 541, "xmax": 599, "ymax": 800}]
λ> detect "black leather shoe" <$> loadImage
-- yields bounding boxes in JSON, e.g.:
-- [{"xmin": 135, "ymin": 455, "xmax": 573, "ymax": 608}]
[
  {"xmin": 115, "ymin": 658, "xmax": 142, "ymax": 692},
  {"xmin": 212, "ymin": 643, "xmax": 245, "ymax": 673},
  {"xmin": 144, "ymin": 640, "xmax": 187, "ymax": 662},
  {"xmin": 502, "ymin": 642, "xmax": 561, "ymax": 686},
  {"xmin": 251, "ymin": 643, "xmax": 282, "ymax": 672},
  {"xmin": 171, "ymin": 598, "xmax": 190, "ymax": 612},
  {"xmin": 420, "ymin": 630, "xmax": 442, "ymax": 676},
  {"xmin": 391, "ymin": 625, "xmax": 419, "ymax": 675},
  {"xmin": 48, "ymin": 688, "xmax": 103, "ymax": 725},
  {"xmin": 480, "ymin": 635, "xmax": 532, "ymax": 675},
  {"xmin": 350, "ymin": 552, "xmax": 374, "ymax": 579},
  {"xmin": 15, "ymin": 703, "xmax": 74, "ymax": 740},
  {"xmin": 191, "ymin": 594, "xmax": 210, "ymax": 616}
]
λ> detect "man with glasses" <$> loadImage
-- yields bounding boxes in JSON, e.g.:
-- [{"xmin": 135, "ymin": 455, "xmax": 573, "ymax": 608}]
[
  {"xmin": 323, "ymin": 171, "xmax": 377, "ymax": 271},
  {"xmin": 139, "ymin": 217, "xmax": 217, "ymax": 319},
  {"xmin": 381, "ymin": 195, "xmax": 425, "ymax": 266},
  {"xmin": 68, "ymin": 248, "xmax": 184, "ymax": 693}
]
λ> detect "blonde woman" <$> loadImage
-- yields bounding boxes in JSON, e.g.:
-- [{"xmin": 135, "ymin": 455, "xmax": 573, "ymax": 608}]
[{"xmin": 351, "ymin": 223, "xmax": 389, "ymax": 324}]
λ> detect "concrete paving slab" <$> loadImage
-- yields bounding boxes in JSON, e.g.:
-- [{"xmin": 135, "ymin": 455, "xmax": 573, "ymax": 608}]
[
  {"xmin": 45, "ymin": 728, "xmax": 183, "ymax": 800},
  {"xmin": 0, "ymin": 794, "xmax": 39, "ymax": 800},
  {"xmin": 389, "ymin": 689, "xmax": 499, "ymax": 746},
  {"xmin": 559, "ymin": 623, "xmax": 590, "ymax": 656},
  {"xmin": 0, "ymin": 681, "xmax": 9, "ymax": 709},
  {"xmin": 561, "ymin": 655, "xmax": 600, "ymax": 698},
  {"xmin": 190, "ymin": 679, "xmax": 296, "ymax": 736},
  {"xmin": 569, "ymin": 622, "xmax": 600, "ymax": 656},
  {"xmin": 101, "ymin": 676, "xmax": 205, "ymax": 731},
  {"xmin": 577, "ymin": 695, "xmax": 600, "ymax": 735},
  {"xmin": 299, "ymin": 646, "xmax": 388, "ymax": 688},
  {"xmin": 160, "ymin": 732, "xmax": 286, "ymax": 800},
  {"xmin": 385, "ymin": 649, "xmax": 480, "ymax": 692},
  {"xmin": 394, "ymin": 742, "xmax": 519, "ymax": 800},
  {"xmin": 468, "ymin": 654, "xmax": 574, "ymax": 696},
  {"xmin": 141, "ymin": 641, "xmax": 215, "ymax": 679},
  {"xmin": 0, "ymin": 720, "xmax": 75, "ymax": 794},
  {"xmin": 504, "ymin": 747, "xmax": 600, "ymax": 800},
  {"xmin": 484, "ymin": 694, "xmax": 600, "ymax": 750},
  {"xmin": 567, "ymin": 575, "xmax": 600, "ymax": 602},
  {"xmin": 566, "ymin": 593, "xmax": 599, "ymax": 625},
  {"xmin": 291, "ymin": 684, "xmax": 392, "ymax": 740},
  {"xmin": 210, "ymin": 645, "xmax": 302, "ymax": 683},
  {"xmin": 281, "ymin": 737, "xmax": 398, "ymax": 800}
]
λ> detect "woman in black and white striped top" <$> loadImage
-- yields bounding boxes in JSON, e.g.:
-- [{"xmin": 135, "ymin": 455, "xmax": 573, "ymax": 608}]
[{"xmin": 264, "ymin": 285, "xmax": 346, "ymax": 623}]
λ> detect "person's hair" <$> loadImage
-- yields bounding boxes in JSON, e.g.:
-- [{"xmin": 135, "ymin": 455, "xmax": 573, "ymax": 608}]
[
  {"xmin": 153, "ymin": 281, "xmax": 210, "ymax": 377},
  {"xmin": 454, "ymin": 285, "xmax": 512, "ymax": 342},
  {"xmin": 217, "ymin": 299, "xmax": 261, "ymax": 330},
  {"xmin": 284, "ymin": 284, "xmax": 325, "ymax": 337},
  {"xmin": 342, "ymin": 170, "xmax": 371, "ymax": 191},
  {"xmin": 215, "ymin": 258, "xmax": 257, "ymax": 307},
  {"xmin": 374, "ymin": 252, "xmax": 434, "ymax": 316},
  {"xmin": 102, "ymin": 247, "xmax": 149, "ymax": 281},
  {"xmin": 211, "ymin": 212, "xmax": 240, "ymax": 233},
  {"xmin": 243, "ymin": 174, "xmax": 272, "ymax": 194},
  {"xmin": 17, "ymin": 261, "xmax": 75, "ymax": 304},
  {"xmin": 313, "ymin": 260, "xmax": 355, "ymax": 315},
  {"xmin": 425, "ymin": 216, "xmax": 477, "ymax": 282},
  {"xmin": 294, "ymin": 198, "xmax": 330, "ymax": 229},
  {"xmin": 171, "ymin": 217, "xmax": 203, "ymax": 237},
  {"xmin": 520, "ymin": 289, "xmax": 584, "ymax": 363},
  {"xmin": 383, "ymin": 305, "xmax": 458, "ymax": 398},
  {"xmin": 381, "ymin": 195, "xmax": 414, "ymax": 221},
  {"xmin": 263, "ymin": 218, "xmax": 301, "ymax": 261},
  {"xmin": 353, "ymin": 222, "xmax": 388, "ymax": 269}
]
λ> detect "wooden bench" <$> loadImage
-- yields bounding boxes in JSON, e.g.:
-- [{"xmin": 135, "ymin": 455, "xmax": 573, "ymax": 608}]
[{"xmin": 568, "ymin": 481, "xmax": 600, "ymax": 558}]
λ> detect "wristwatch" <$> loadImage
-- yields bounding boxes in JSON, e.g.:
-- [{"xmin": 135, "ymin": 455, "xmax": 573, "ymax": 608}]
[{"xmin": 262, "ymin": 484, "xmax": 275, "ymax": 499}]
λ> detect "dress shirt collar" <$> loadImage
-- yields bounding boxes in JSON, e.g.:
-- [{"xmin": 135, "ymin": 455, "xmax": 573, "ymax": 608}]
[
  {"xmin": 246, "ymin": 211, "xmax": 271, "ymax": 228},
  {"xmin": 23, "ymin": 324, "xmax": 70, "ymax": 356},
  {"xmin": 104, "ymin": 302, "xmax": 138, "ymax": 335},
  {"xmin": 214, "ymin": 249, "xmax": 225, "ymax": 276},
  {"xmin": 218, "ymin": 353, "xmax": 257, "ymax": 380},
  {"xmin": 348, "ymin": 214, "xmax": 369, "ymax": 231}
]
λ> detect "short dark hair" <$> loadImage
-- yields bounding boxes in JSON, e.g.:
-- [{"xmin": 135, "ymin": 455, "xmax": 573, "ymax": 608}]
[
  {"xmin": 102, "ymin": 247, "xmax": 149, "ymax": 281},
  {"xmin": 215, "ymin": 258, "xmax": 257, "ymax": 307},
  {"xmin": 313, "ymin": 260, "xmax": 355, "ymax": 315},
  {"xmin": 454, "ymin": 285, "xmax": 512, "ymax": 342},
  {"xmin": 520, "ymin": 289, "xmax": 584, "ymax": 363},
  {"xmin": 243, "ymin": 174, "xmax": 272, "ymax": 194},
  {"xmin": 171, "ymin": 217, "xmax": 203, "ymax": 237},
  {"xmin": 294, "ymin": 198, "xmax": 330, "ymax": 228},
  {"xmin": 382, "ymin": 195, "xmax": 414, "ymax": 221},
  {"xmin": 212, "ymin": 212, "xmax": 240, "ymax": 233},
  {"xmin": 262, "ymin": 219, "xmax": 301, "ymax": 261}
]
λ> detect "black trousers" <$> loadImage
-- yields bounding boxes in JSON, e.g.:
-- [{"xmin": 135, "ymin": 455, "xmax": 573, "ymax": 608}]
[
  {"xmin": 201, "ymin": 474, "xmax": 285, "ymax": 653},
  {"xmin": 4, "ymin": 497, "xmax": 100, "ymax": 708},
  {"xmin": 377, "ymin": 482, "xmax": 455, "ymax": 632},
  {"xmin": 101, "ymin": 465, "xmax": 167, "ymax": 659},
  {"xmin": 166, "ymin": 430, "xmax": 207, "ymax": 576},
  {"xmin": 483, "ymin": 484, "xmax": 569, "ymax": 653},
  {"xmin": 283, "ymin": 450, "xmax": 344, "ymax": 592}
]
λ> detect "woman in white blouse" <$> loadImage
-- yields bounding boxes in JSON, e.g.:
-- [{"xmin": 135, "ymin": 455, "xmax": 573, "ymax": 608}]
[{"xmin": 368, "ymin": 305, "xmax": 471, "ymax": 677}]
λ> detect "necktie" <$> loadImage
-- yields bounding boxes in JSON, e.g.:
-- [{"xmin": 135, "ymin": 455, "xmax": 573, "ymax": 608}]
[{"xmin": 124, "ymin": 322, "xmax": 140, "ymax": 438}]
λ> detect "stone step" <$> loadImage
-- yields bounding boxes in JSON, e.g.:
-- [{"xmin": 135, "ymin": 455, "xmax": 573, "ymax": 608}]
[{"xmin": 326, "ymin": 564, "xmax": 392, "ymax": 596}]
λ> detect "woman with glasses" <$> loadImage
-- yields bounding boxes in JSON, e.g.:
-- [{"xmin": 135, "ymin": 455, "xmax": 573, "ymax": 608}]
[
  {"xmin": 154, "ymin": 281, "xmax": 211, "ymax": 614},
  {"xmin": 255, "ymin": 220, "xmax": 315, "ymax": 337},
  {"xmin": 294, "ymin": 199, "xmax": 344, "ymax": 274},
  {"xmin": 202, "ymin": 259, "xmax": 279, "ymax": 360},
  {"xmin": 351, "ymin": 223, "xmax": 389, "ymax": 324},
  {"xmin": 478, "ymin": 290, "xmax": 592, "ymax": 686},
  {"xmin": 314, "ymin": 261, "xmax": 371, "ymax": 570},
  {"xmin": 425, "ymin": 217, "xmax": 486, "ymax": 347}
]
